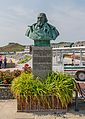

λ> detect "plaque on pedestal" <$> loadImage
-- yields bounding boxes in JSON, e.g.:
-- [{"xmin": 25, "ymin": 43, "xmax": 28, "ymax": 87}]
[{"xmin": 32, "ymin": 46, "xmax": 52, "ymax": 78}]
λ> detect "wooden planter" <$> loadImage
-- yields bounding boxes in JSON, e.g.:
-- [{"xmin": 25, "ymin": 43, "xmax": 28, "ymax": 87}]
[{"xmin": 17, "ymin": 95, "xmax": 67, "ymax": 112}]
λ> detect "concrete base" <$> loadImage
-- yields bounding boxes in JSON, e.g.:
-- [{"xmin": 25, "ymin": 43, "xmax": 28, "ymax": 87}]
[{"xmin": 32, "ymin": 46, "xmax": 52, "ymax": 78}]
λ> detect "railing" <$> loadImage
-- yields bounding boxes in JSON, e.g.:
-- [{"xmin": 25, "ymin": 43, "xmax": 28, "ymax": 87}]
[{"xmin": 52, "ymin": 47, "xmax": 85, "ymax": 74}]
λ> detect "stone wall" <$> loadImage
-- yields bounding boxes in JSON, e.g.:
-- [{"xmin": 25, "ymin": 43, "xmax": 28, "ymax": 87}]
[{"xmin": 0, "ymin": 85, "xmax": 14, "ymax": 99}]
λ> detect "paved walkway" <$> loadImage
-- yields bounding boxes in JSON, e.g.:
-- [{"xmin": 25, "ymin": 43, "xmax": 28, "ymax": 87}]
[
  {"xmin": 0, "ymin": 99, "xmax": 85, "ymax": 119},
  {"xmin": 0, "ymin": 99, "xmax": 35, "ymax": 119}
]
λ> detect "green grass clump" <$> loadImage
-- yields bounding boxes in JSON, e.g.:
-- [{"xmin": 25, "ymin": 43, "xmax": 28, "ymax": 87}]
[{"xmin": 11, "ymin": 71, "xmax": 75, "ymax": 108}]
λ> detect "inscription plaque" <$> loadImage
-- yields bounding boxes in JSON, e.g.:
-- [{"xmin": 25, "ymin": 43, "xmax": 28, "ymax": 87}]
[{"xmin": 32, "ymin": 46, "xmax": 52, "ymax": 78}]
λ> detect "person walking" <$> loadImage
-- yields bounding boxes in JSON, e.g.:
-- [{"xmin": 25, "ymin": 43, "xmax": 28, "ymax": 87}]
[
  {"xmin": 4, "ymin": 56, "xmax": 7, "ymax": 68},
  {"xmin": 0, "ymin": 55, "xmax": 3, "ymax": 69}
]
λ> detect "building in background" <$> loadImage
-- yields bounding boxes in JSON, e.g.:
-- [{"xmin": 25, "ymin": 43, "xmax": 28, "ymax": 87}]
[
  {"xmin": 73, "ymin": 41, "xmax": 85, "ymax": 47},
  {"xmin": 24, "ymin": 45, "xmax": 30, "ymax": 53},
  {"xmin": 51, "ymin": 42, "xmax": 74, "ymax": 48}
]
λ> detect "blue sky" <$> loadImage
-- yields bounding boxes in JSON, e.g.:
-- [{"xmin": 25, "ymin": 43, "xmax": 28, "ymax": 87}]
[{"xmin": 0, "ymin": 0, "xmax": 85, "ymax": 46}]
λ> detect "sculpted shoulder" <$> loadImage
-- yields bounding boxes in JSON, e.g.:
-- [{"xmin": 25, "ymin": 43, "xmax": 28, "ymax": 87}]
[{"xmin": 25, "ymin": 13, "xmax": 59, "ymax": 46}]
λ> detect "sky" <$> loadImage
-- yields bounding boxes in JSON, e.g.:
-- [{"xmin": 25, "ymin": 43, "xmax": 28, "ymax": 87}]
[{"xmin": 0, "ymin": 0, "xmax": 85, "ymax": 46}]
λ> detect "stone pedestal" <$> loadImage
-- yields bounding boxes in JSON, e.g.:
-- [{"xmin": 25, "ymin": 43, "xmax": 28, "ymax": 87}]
[{"xmin": 32, "ymin": 46, "xmax": 52, "ymax": 78}]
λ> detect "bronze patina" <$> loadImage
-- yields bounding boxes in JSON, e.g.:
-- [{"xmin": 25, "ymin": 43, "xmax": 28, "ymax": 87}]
[{"xmin": 25, "ymin": 13, "xmax": 59, "ymax": 46}]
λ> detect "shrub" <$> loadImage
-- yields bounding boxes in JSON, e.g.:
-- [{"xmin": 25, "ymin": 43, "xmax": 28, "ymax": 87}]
[
  {"xmin": 0, "ymin": 71, "xmax": 3, "ymax": 84},
  {"xmin": 22, "ymin": 64, "xmax": 31, "ymax": 73},
  {"xmin": 0, "ymin": 70, "xmax": 22, "ymax": 84},
  {"xmin": 11, "ymin": 71, "xmax": 75, "ymax": 108},
  {"xmin": 12, "ymin": 69, "xmax": 21, "ymax": 77},
  {"xmin": 11, "ymin": 72, "xmax": 33, "ymax": 96},
  {"xmin": 2, "ymin": 70, "xmax": 14, "ymax": 84},
  {"xmin": 44, "ymin": 72, "xmax": 75, "ymax": 107}
]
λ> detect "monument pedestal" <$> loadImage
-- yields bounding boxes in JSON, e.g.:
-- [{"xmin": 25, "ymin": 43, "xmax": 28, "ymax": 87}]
[{"xmin": 32, "ymin": 46, "xmax": 52, "ymax": 78}]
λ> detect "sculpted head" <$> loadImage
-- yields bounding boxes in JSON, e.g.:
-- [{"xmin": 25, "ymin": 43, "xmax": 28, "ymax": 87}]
[
  {"xmin": 26, "ymin": 13, "xmax": 59, "ymax": 46},
  {"xmin": 37, "ymin": 13, "xmax": 48, "ymax": 26}
]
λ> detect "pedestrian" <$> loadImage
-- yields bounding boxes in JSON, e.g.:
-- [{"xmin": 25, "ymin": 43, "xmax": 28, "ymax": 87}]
[
  {"xmin": 0, "ymin": 55, "xmax": 3, "ymax": 69},
  {"xmin": 72, "ymin": 58, "xmax": 74, "ymax": 66},
  {"xmin": 9, "ymin": 59, "xmax": 12, "ymax": 63},
  {"xmin": 4, "ymin": 56, "xmax": 7, "ymax": 68}
]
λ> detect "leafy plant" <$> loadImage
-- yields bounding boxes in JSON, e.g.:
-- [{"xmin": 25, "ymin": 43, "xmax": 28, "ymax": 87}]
[
  {"xmin": 44, "ymin": 72, "xmax": 75, "ymax": 107},
  {"xmin": 12, "ymin": 69, "xmax": 21, "ymax": 77},
  {"xmin": 22, "ymin": 64, "xmax": 31, "ymax": 73},
  {"xmin": 0, "ymin": 70, "xmax": 22, "ymax": 84},
  {"xmin": 0, "ymin": 71, "xmax": 3, "ymax": 84},
  {"xmin": 11, "ymin": 71, "xmax": 75, "ymax": 108},
  {"xmin": 11, "ymin": 72, "xmax": 33, "ymax": 96}
]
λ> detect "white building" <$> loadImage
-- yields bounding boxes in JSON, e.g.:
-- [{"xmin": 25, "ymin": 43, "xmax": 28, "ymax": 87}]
[
  {"xmin": 24, "ymin": 45, "xmax": 30, "ymax": 53},
  {"xmin": 73, "ymin": 41, "xmax": 85, "ymax": 47}
]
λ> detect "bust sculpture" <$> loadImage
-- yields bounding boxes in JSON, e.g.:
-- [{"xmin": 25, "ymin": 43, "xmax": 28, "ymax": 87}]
[{"xmin": 25, "ymin": 13, "xmax": 59, "ymax": 46}]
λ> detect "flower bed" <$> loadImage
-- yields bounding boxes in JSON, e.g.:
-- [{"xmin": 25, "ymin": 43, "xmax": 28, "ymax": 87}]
[
  {"xmin": 0, "ymin": 70, "xmax": 21, "ymax": 99},
  {"xmin": 0, "ymin": 64, "xmax": 31, "ymax": 99},
  {"xmin": 0, "ymin": 69, "xmax": 21, "ymax": 84}
]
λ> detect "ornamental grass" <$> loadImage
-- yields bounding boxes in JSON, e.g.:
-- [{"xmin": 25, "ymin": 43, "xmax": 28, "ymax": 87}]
[{"xmin": 11, "ymin": 71, "xmax": 76, "ymax": 108}]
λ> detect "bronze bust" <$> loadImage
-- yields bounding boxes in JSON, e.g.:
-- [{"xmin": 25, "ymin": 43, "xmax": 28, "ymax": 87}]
[{"xmin": 25, "ymin": 13, "xmax": 59, "ymax": 46}]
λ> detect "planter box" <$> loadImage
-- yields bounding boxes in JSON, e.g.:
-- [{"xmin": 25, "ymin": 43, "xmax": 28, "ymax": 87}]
[
  {"xmin": 0, "ymin": 84, "xmax": 14, "ymax": 99},
  {"xmin": 17, "ymin": 95, "xmax": 67, "ymax": 112}
]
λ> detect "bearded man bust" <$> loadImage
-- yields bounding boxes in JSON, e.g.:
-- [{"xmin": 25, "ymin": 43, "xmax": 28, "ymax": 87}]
[{"xmin": 25, "ymin": 13, "xmax": 59, "ymax": 46}]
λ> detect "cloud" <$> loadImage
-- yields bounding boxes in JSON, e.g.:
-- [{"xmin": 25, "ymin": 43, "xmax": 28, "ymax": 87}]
[
  {"xmin": 8, "ymin": 6, "xmax": 27, "ymax": 17},
  {"xmin": 45, "ymin": 2, "xmax": 85, "ymax": 42},
  {"xmin": 0, "ymin": 0, "xmax": 85, "ymax": 46}
]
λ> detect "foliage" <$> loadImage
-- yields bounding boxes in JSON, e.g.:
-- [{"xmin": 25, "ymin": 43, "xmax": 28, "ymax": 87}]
[
  {"xmin": 44, "ymin": 72, "xmax": 75, "ymax": 107},
  {"xmin": 11, "ymin": 71, "xmax": 75, "ymax": 108},
  {"xmin": 0, "ymin": 43, "xmax": 25, "ymax": 52},
  {"xmin": 18, "ymin": 55, "xmax": 31, "ymax": 64},
  {"xmin": 11, "ymin": 72, "xmax": 34, "ymax": 96},
  {"xmin": 0, "ymin": 70, "xmax": 22, "ymax": 84},
  {"xmin": 22, "ymin": 64, "xmax": 31, "ymax": 73},
  {"xmin": 12, "ymin": 69, "xmax": 21, "ymax": 77}
]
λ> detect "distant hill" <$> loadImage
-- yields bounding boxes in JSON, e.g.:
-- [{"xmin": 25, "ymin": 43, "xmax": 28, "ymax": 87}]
[{"xmin": 0, "ymin": 43, "xmax": 25, "ymax": 52}]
